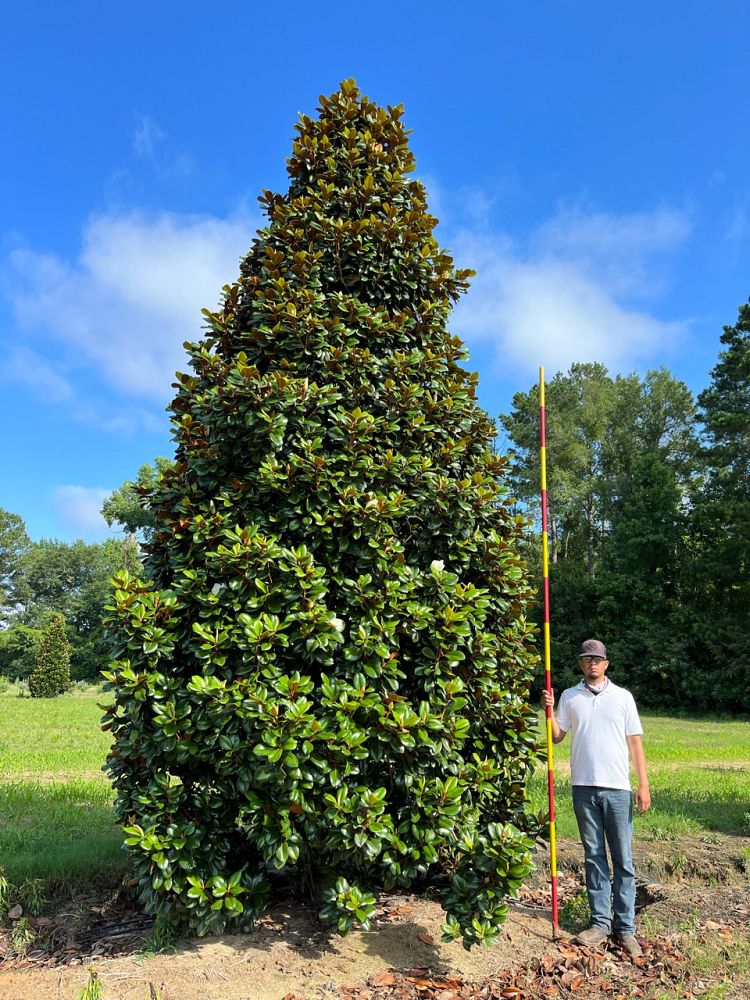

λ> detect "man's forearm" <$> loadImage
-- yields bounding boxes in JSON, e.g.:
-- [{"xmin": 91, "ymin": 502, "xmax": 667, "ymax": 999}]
[
  {"xmin": 627, "ymin": 734, "xmax": 651, "ymax": 811},
  {"xmin": 547, "ymin": 713, "xmax": 566, "ymax": 744},
  {"xmin": 628, "ymin": 735, "xmax": 649, "ymax": 786}
]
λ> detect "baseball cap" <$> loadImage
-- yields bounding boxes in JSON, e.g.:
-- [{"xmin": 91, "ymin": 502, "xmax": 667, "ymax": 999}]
[{"xmin": 579, "ymin": 638, "xmax": 607, "ymax": 659}]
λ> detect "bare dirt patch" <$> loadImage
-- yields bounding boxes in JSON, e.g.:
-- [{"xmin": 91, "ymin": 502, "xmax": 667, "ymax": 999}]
[
  {"xmin": 2, "ymin": 837, "xmax": 749, "ymax": 1000},
  {"xmin": 0, "ymin": 893, "xmax": 558, "ymax": 1000}
]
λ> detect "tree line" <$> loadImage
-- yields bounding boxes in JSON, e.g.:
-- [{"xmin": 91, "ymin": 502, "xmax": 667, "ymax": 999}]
[
  {"xmin": 1, "ymin": 303, "xmax": 747, "ymax": 711},
  {"xmin": 0, "ymin": 520, "xmax": 139, "ymax": 681},
  {"xmin": 500, "ymin": 300, "xmax": 749, "ymax": 713}
]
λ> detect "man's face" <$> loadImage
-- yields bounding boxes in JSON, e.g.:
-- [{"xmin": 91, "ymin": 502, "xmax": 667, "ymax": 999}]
[{"xmin": 579, "ymin": 655, "xmax": 609, "ymax": 684}]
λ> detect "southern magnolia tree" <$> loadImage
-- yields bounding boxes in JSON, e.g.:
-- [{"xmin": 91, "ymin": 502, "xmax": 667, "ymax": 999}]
[
  {"xmin": 29, "ymin": 615, "xmax": 72, "ymax": 698},
  {"xmin": 104, "ymin": 80, "xmax": 540, "ymax": 946}
]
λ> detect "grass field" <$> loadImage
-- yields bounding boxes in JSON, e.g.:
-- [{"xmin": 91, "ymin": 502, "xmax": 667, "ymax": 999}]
[
  {"xmin": 0, "ymin": 686, "xmax": 124, "ymax": 892},
  {"xmin": 1, "ymin": 687, "xmax": 749, "ymax": 896},
  {"xmin": 530, "ymin": 711, "xmax": 750, "ymax": 840}
]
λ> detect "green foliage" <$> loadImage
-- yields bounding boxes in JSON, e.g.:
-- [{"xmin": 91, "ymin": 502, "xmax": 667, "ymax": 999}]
[
  {"xmin": 2, "ymin": 536, "xmax": 140, "ymax": 681},
  {"xmin": 0, "ymin": 508, "xmax": 32, "ymax": 622},
  {"xmin": 104, "ymin": 80, "xmax": 541, "ymax": 947},
  {"xmin": 686, "ymin": 300, "xmax": 750, "ymax": 710},
  {"xmin": 319, "ymin": 876, "xmax": 377, "ymax": 934},
  {"xmin": 0, "ymin": 622, "xmax": 45, "ymax": 679},
  {"xmin": 501, "ymin": 363, "xmax": 700, "ymax": 707},
  {"xmin": 17, "ymin": 877, "xmax": 47, "ymax": 916},
  {"xmin": 9, "ymin": 916, "xmax": 35, "ymax": 956},
  {"xmin": 558, "ymin": 888, "xmax": 590, "ymax": 934},
  {"xmin": 0, "ymin": 869, "xmax": 9, "ymax": 921},
  {"xmin": 139, "ymin": 915, "xmax": 181, "ymax": 956},
  {"xmin": 77, "ymin": 968, "xmax": 104, "ymax": 1000},
  {"xmin": 102, "ymin": 458, "xmax": 174, "ymax": 539},
  {"xmin": 29, "ymin": 615, "xmax": 72, "ymax": 698}
]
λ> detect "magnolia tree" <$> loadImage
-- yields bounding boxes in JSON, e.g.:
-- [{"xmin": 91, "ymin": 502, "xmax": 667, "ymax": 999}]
[
  {"xmin": 29, "ymin": 615, "xmax": 72, "ymax": 697},
  {"xmin": 104, "ymin": 80, "xmax": 541, "ymax": 947}
]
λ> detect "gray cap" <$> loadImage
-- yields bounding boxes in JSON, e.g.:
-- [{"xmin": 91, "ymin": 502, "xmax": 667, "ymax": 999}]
[{"xmin": 579, "ymin": 638, "xmax": 607, "ymax": 659}]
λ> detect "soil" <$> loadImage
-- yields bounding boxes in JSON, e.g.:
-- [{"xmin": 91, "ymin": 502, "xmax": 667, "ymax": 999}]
[{"xmin": 1, "ymin": 835, "xmax": 749, "ymax": 1000}]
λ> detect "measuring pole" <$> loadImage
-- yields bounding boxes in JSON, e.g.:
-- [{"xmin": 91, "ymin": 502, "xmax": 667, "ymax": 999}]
[{"xmin": 539, "ymin": 365, "xmax": 559, "ymax": 935}]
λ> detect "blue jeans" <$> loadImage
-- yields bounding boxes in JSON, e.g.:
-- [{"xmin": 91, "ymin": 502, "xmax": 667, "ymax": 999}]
[{"xmin": 572, "ymin": 786, "xmax": 636, "ymax": 936}]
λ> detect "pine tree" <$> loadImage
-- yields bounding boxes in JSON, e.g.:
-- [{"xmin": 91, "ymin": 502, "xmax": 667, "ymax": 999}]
[
  {"xmin": 29, "ymin": 615, "xmax": 72, "ymax": 697},
  {"xmin": 103, "ymin": 80, "xmax": 540, "ymax": 946},
  {"xmin": 687, "ymin": 301, "xmax": 750, "ymax": 709}
]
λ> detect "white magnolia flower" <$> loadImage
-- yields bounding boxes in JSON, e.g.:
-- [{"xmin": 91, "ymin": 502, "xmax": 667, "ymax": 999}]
[{"xmin": 430, "ymin": 560, "xmax": 445, "ymax": 573}]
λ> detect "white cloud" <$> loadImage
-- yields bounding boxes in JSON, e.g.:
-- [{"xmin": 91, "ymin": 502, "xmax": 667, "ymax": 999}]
[
  {"xmin": 70, "ymin": 402, "xmax": 166, "ymax": 436},
  {"xmin": 533, "ymin": 204, "xmax": 691, "ymax": 297},
  {"xmin": 726, "ymin": 196, "xmax": 749, "ymax": 244},
  {"xmin": 133, "ymin": 115, "xmax": 166, "ymax": 159},
  {"xmin": 6, "ymin": 210, "xmax": 259, "ymax": 402},
  {"xmin": 450, "ymin": 203, "xmax": 692, "ymax": 379},
  {"xmin": 0, "ymin": 345, "xmax": 73, "ymax": 401},
  {"xmin": 4, "ymin": 197, "xmax": 691, "ymax": 409},
  {"xmin": 52, "ymin": 485, "xmax": 113, "ymax": 540},
  {"xmin": 132, "ymin": 114, "xmax": 193, "ymax": 177}
]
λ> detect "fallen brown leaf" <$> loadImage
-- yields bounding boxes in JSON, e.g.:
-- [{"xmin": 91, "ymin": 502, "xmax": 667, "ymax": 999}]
[
  {"xmin": 370, "ymin": 971, "xmax": 397, "ymax": 987},
  {"xmin": 561, "ymin": 972, "xmax": 583, "ymax": 990},
  {"xmin": 417, "ymin": 931, "xmax": 435, "ymax": 945}
]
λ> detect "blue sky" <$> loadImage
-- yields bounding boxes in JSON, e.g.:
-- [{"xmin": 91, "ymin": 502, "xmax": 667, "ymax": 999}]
[{"xmin": 2, "ymin": 1, "xmax": 749, "ymax": 543}]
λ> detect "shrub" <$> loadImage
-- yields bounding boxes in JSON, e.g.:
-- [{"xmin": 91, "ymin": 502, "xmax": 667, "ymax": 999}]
[
  {"xmin": 104, "ymin": 79, "xmax": 541, "ymax": 948},
  {"xmin": 28, "ymin": 615, "xmax": 72, "ymax": 698}
]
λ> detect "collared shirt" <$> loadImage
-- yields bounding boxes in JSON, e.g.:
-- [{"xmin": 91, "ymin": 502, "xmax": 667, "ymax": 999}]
[{"xmin": 556, "ymin": 680, "xmax": 643, "ymax": 790}]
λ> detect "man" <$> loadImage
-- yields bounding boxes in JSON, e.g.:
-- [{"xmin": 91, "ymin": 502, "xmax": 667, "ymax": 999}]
[{"xmin": 541, "ymin": 638, "xmax": 650, "ymax": 958}]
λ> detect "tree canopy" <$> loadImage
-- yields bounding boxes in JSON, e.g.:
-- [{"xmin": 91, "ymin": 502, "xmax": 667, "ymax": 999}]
[
  {"xmin": 101, "ymin": 458, "xmax": 174, "ymax": 539},
  {"xmin": 500, "ymin": 334, "xmax": 749, "ymax": 711},
  {"xmin": 103, "ymin": 79, "xmax": 540, "ymax": 946},
  {"xmin": 0, "ymin": 508, "xmax": 31, "ymax": 622}
]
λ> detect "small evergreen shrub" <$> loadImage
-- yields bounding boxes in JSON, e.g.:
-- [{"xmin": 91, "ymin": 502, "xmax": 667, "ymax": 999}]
[
  {"xmin": 28, "ymin": 615, "xmax": 72, "ymax": 698},
  {"xmin": 104, "ymin": 80, "xmax": 541, "ymax": 948}
]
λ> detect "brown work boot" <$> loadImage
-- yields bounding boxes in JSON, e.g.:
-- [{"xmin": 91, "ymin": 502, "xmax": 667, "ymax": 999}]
[
  {"xmin": 614, "ymin": 932, "xmax": 643, "ymax": 958},
  {"xmin": 574, "ymin": 926, "xmax": 609, "ymax": 948}
]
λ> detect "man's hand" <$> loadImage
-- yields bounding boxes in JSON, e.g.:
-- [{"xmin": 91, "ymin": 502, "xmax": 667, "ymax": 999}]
[
  {"xmin": 635, "ymin": 786, "xmax": 651, "ymax": 813},
  {"xmin": 540, "ymin": 689, "xmax": 567, "ymax": 743}
]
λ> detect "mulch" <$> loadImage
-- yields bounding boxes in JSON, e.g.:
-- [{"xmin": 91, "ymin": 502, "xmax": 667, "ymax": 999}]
[
  {"xmin": 0, "ymin": 890, "xmax": 154, "ymax": 970},
  {"xmin": 314, "ymin": 936, "xmax": 689, "ymax": 999}
]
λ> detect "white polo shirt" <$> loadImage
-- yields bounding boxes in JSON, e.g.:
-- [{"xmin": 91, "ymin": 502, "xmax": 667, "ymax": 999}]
[{"xmin": 556, "ymin": 680, "xmax": 643, "ymax": 790}]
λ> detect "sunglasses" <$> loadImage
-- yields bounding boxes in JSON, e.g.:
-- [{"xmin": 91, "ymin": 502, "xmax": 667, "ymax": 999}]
[{"xmin": 580, "ymin": 656, "xmax": 604, "ymax": 664}]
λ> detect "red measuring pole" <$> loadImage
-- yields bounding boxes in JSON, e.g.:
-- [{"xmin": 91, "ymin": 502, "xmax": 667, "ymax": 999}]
[{"xmin": 539, "ymin": 366, "xmax": 559, "ymax": 935}]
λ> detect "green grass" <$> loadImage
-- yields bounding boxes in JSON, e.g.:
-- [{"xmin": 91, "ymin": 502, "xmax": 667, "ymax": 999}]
[
  {"xmin": 0, "ymin": 686, "xmax": 124, "ymax": 893},
  {"xmin": 532, "ymin": 712, "xmax": 750, "ymax": 839},
  {"xmin": 0, "ymin": 780, "xmax": 124, "ymax": 888},
  {"xmin": 0, "ymin": 683, "xmax": 112, "ymax": 778}
]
